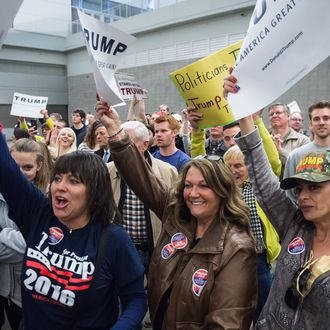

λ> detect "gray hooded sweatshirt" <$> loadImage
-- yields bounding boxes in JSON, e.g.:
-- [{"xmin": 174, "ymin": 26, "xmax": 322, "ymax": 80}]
[
  {"xmin": 0, "ymin": 193, "xmax": 26, "ymax": 307},
  {"xmin": 236, "ymin": 128, "xmax": 330, "ymax": 330}
]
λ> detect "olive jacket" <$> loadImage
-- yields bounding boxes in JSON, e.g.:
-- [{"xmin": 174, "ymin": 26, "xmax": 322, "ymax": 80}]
[
  {"xmin": 110, "ymin": 134, "xmax": 257, "ymax": 330},
  {"xmin": 236, "ymin": 128, "xmax": 330, "ymax": 330}
]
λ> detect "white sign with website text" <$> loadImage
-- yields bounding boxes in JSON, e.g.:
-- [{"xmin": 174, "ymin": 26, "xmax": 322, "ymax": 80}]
[{"xmin": 228, "ymin": 0, "xmax": 330, "ymax": 118}]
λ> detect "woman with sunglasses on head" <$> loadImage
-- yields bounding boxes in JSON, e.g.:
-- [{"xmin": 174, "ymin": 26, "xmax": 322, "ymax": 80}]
[
  {"xmin": 224, "ymin": 74, "xmax": 330, "ymax": 329},
  {"xmin": 186, "ymin": 107, "xmax": 281, "ymax": 324},
  {"xmin": 96, "ymin": 100, "xmax": 257, "ymax": 330},
  {"xmin": 0, "ymin": 132, "xmax": 146, "ymax": 329}
]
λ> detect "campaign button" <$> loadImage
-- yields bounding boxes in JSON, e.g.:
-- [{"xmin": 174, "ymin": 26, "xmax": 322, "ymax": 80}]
[
  {"xmin": 48, "ymin": 227, "xmax": 64, "ymax": 245},
  {"xmin": 288, "ymin": 237, "xmax": 305, "ymax": 255},
  {"xmin": 171, "ymin": 232, "xmax": 188, "ymax": 250},
  {"xmin": 192, "ymin": 283, "xmax": 206, "ymax": 297},
  {"xmin": 192, "ymin": 268, "xmax": 208, "ymax": 287},
  {"xmin": 161, "ymin": 243, "xmax": 175, "ymax": 260}
]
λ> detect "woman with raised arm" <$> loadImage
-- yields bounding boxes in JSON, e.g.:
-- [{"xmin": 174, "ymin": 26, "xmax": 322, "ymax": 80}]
[
  {"xmin": 96, "ymin": 100, "xmax": 257, "ymax": 330},
  {"xmin": 224, "ymin": 74, "xmax": 330, "ymax": 329},
  {"xmin": 0, "ymin": 131, "xmax": 146, "ymax": 330}
]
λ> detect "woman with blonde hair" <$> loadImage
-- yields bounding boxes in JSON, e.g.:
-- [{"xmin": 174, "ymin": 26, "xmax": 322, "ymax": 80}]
[
  {"xmin": 10, "ymin": 138, "xmax": 51, "ymax": 194},
  {"xmin": 223, "ymin": 145, "xmax": 280, "ymax": 323},
  {"xmin": 53, "ymin": 127, "xmax": 77, "ymax": 159}
]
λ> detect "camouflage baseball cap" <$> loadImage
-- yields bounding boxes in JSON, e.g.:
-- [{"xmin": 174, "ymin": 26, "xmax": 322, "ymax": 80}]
[{"xmin": 281, "ymin": 150, "xmax": 330, "ymax": 189}]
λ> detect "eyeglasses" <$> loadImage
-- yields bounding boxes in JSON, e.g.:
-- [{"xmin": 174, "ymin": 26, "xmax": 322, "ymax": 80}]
[
  {"xmin": 269, "ymin": 111, "xmax": 285, "ymax": 117},
  {"xmin": 290, "ymin": 118, "xmax": 303, "ymax": 122},
  {"xmin": 284, "ymin": 263, "xmax": 312, "ymax": 309}
]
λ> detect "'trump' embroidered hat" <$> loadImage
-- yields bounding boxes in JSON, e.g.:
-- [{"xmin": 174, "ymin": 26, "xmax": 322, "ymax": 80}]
[{"xmin": 281, "ymin": 150, "xmax": 330, "ymax": 189}]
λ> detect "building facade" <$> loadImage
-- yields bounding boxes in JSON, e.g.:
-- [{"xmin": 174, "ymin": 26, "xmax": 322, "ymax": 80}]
[{"xmin": 0, "ymin": 0, "xmax": 329, "ymax": 135}]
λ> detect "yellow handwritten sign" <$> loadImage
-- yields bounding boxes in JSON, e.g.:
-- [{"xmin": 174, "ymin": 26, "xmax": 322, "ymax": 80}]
[{"xmin": 169, "ymin": 41, "xmax": 241, "ymax": 128}]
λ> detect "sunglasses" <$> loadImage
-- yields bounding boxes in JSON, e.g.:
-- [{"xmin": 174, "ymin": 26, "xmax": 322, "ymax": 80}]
[
  {"xmin": 284, "ymin": 264, "xmax": 312, "ymax": 309},
  {"xmin": 194, "ymin": 154, "xmax": 223, "ymax": 162}
]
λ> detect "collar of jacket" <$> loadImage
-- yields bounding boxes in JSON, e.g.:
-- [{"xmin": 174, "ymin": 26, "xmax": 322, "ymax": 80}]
[{"xmin": 283, "ymin": 127, "xmax": 304, "ymax": 141}]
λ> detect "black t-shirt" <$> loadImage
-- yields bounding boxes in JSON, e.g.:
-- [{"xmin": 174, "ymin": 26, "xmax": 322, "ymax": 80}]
[{"xmin": 71, "ymin": 125, "xmax": 88, "ymax": 147}]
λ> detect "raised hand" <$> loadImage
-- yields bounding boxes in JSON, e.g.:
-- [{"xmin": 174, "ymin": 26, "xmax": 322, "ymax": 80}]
[
  {"xmin": 272, "ymin": 133, "xmax": 283, "ymax": 152},
  {"xmin": 184, "ymin": 107, "xmax": 202, "ymax": 130},
  {"xmin": 95, "ymin": 96, "xmax": 122, "ymax": 137},
  {"xmin": 40, "ymin": 109, "xmax": 49, "ymax": 119},
  {"xmin": 223, "ymin": 68, "xmax": 240, "ymax": 99},
  {"xmin": 223, "ymin": 70, "xmax": 254, "ymax": 135},
  {"xmin": 252, "ymin": 109, "xmax": 264, "ymax": 121}
]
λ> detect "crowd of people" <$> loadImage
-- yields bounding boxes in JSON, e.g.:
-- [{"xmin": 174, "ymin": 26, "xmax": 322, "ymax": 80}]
[{"xmin": 0, "ymin": 79, "xmax": 329, "ymax": 329}]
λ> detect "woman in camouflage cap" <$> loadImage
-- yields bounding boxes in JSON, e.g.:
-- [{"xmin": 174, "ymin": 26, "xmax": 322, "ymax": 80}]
[{"xmin": 224, "ymin": 72, "xmax": 330, "ymax": 330}]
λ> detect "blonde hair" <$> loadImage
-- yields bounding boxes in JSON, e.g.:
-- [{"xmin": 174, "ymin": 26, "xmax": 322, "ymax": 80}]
[
  {"xmin": 54, "ymin": 127, "xmax": 77, "ymax": 158},
  {"xmin": 10, "ymin": 138, "xmax": 51, "ymax": 193},
  {"xmin": 223, "ymin": 145, "xmax": 245, "ymax": 165}
]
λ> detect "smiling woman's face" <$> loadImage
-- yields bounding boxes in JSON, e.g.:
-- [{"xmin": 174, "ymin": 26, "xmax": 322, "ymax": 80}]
[
  {"xmin": 58, "ymin": 130, "xmax": 74, "ymax": 148},
  {"xmin": 183, "ymin": 166, "xmax": 220, "ymax": 223}
]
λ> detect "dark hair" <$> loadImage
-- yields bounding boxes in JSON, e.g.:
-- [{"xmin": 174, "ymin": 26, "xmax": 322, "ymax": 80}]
[
  {"xmin": 171, "ymin": 158, "xmax": 250, "ymax": 231},
  {"xmin": 308, "ymin": 100, "xmax": 330, "ymax": 120},
  {"xmin": 13, "ymin": 128, "xmax": 30, "ymax": 140},
  {"xmin": 50, "ymin": 151, "xmax": 121, "ymax": 226},
  {"xmin": 145, "ymin": 123, "xmax": 155, "ymax": 136},
  {"xmin": 73, "ymin": 109, "xmax": 86, "ymax": 121},
  {"xmin": 93, "ymin": 120, "xmax": 105, "ymax": 131},
  {"xmin": 83, "ymin": 120, "xmax": 103, "ymax": 149},
  {"xmin": 223, "ymin": 121, "xmax": 240, "ymax": 132}
]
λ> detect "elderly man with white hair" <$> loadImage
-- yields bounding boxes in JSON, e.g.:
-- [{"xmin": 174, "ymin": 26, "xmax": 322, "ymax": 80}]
[{"xmin": 107, "ymin": 120, "xmax": 178, "ymax": 269}]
